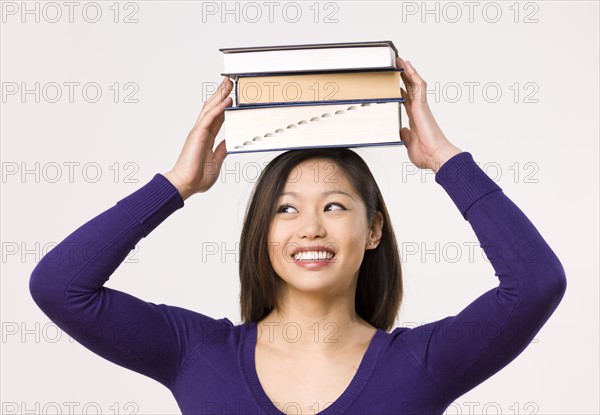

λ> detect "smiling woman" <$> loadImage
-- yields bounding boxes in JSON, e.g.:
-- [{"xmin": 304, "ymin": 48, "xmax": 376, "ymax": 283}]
[
  {"xmin": 239, "ymin": 149, "xmax": 402, "ymax": 334},
  {"xmin": 29, "ymin": 60, "xmax": 567, "ymax": 415}
]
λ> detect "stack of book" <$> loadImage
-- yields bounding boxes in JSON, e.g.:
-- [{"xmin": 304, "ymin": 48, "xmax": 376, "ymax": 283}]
[{"xmin": 220, "ymin": 41, "xmax": 405, "ymax": 154}]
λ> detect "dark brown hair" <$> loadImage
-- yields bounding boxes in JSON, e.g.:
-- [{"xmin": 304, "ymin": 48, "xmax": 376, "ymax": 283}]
[{"xmin": 239, "ymin": 148, "xmax": 402, "ymax": 332}]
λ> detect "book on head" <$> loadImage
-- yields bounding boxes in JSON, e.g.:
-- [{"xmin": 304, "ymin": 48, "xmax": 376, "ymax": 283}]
[
  {"xmin": 235, "ymin": 69, "xmax": 403, "ymax": 106},
  {"xmin": 220, "ymin": 40, "xmax": 399, "ymax": 75},
  {"xmin": 224, "ymin": 99, "xmax": 403, "ymax": 154},
  {"xmin": 220, "ymin": 41, "xmax": 405, "ymax": 154}
]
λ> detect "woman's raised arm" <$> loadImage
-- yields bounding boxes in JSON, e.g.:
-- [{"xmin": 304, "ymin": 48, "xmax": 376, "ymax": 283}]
[
  {"xmin": 394, "ymin": 58, "xmax": 567, "ymax": 400},
  {"xmin": 29, "ymin": 77, "xmax": 235, "ymax": 389}
]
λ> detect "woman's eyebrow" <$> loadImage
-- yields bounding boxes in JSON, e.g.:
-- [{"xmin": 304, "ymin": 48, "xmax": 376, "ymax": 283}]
[{"xmin": 280, "ymin": 190, "xmax": 356, "ymax": 201}]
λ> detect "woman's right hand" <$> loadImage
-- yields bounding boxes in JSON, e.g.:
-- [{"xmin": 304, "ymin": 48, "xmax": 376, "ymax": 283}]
[
  {"xmin": 396, "ymin": 57, "xmax": 461, "ymax": 173},
  {"xmin": 163, "ymin": 76, "xmax": 234, "ymax": 201}
]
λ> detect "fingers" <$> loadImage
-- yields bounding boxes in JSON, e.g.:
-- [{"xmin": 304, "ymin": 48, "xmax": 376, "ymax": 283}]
[
  {"xmin": 400, "ymin": 86, "xmax": 417, "ymax": 132},
  {"xmin": 195, "ymin": 77, "xmax": 234, "ymax": 126},
  {"xmin": 183, "ymin": 95, "xmax": 231, "ymax": 163},
  {"xmin": 192, "ymin": 97, "xmax": 231, "ymax": 157},
  {"xmin": 209, "ymin": 76, "xmax": 233, "ymax": 104},
  {"xmin": 397, "ymin": 56, "xmax": 416, "ymax": 97},
  {"xmin": 200, "ymin": 78, "xmax": 233, "ymax": 120},
  {"xmin": 403, "ymin": 61, "xmax": 428, "ymax": 106},
  {"xmin": 397, "ymin": 57, "xmax": 430, "ymax": 108},
  {"xmin": 400, "ymin": 86, "xmax": 413, "ymax": 114},
  {"xmin": 198, "ymin": 96, "xmax": 232, "ymax": 131},
  {"xmin": 399, "ymin": 58, "xmax": 417, "ymax": 87}
]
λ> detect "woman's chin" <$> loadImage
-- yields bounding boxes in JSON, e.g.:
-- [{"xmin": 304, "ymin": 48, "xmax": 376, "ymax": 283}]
[{"xmin": 280, "ymin": 273, "xmax": 343, "ymax": 294}]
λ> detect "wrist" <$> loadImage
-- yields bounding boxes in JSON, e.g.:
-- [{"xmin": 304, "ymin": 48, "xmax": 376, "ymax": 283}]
[
  {"xmin": 430, "ymin": 145, "xmax": 462, "ymax": 173},
  {"xmin": 163, "ymin": 171, "xmax": 193, "ymax": 201}
]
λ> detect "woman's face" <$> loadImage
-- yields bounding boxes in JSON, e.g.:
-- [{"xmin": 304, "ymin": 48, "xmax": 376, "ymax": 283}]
[{"xmin": 267, "ymin": 157, "xmax": 380, "ymax": 296}]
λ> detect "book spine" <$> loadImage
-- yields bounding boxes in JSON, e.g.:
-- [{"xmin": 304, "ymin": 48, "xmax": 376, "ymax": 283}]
[
  {"xmin": 231, "ymin": 68, "xmax": 404, "ymax": 78},
  {"xmin": 234, "ymin": 78, "xmax": 239, "ymax": 107}
]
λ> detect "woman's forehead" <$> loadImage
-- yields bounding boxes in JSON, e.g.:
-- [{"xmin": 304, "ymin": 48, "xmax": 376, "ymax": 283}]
[
  {"xmin": 281, "ymin": 159, "xmax": 357, "ymax": 195},
  {"xmin": 286, "ymin": 158, "xmax": 346, "ymax": 181}
]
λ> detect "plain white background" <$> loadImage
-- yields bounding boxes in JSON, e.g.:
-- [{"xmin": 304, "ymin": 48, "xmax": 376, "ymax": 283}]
[{"xmin": 1, "ymin": 1, "xmax": 598, "ymax": 414}]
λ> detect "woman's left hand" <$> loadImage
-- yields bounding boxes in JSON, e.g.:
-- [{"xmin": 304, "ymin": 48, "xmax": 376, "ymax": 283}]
[{"xmin": 397, "ymin": 56, "xmax": 462, "ymax": 173}]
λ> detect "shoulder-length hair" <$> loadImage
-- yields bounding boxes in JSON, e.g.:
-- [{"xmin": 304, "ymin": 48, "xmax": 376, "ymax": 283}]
[{"xmin": 239, "ymin": 148, "xmax": 402, "ymax": 332}]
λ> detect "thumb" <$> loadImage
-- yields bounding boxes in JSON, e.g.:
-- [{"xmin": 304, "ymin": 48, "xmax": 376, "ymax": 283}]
[
  {"xmin": 400, "ymin": 127, "xmax": 412, "ymax": 146},
  {"xmin": 213, "ymin": 139, "xmax": 228, "ymax": 167}
]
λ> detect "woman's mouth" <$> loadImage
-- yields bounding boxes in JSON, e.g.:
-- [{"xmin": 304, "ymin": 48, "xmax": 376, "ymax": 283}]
[
  {"xmin": 291, "ymin": 247, "xmax": 337, "ymax": 270},
  {"xmin": 293, "ymin": 251, "xmax": 335, "ymax": 261}
]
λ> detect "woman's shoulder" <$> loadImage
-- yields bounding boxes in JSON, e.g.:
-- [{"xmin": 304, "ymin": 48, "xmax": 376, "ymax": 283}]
[{"xmin": 154, "ymin": 303, "xmax": 238, "ymax": 342}]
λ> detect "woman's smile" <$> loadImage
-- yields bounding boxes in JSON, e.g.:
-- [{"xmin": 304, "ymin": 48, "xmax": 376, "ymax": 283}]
[
  {"xmin": 292, "ymin": 248, "xmax": 337, "ymax": 270},
  {"xmin": 290, "ymin": 244, "xmax": 337, "ymax": 269}
]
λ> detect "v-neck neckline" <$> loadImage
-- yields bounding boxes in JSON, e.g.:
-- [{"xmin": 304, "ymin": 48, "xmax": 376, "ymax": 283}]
[{"xmin": 241, "ymin": 320, "xmax": 384, "ymax": 415}]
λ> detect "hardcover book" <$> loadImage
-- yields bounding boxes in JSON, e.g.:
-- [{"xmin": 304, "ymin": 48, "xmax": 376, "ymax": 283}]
[
  {"xmin": 234, "ymin": 69, "xmax": 403, "ymax": 106},
  {"xmin": 220, "ymin": 41, "xmax": 404, "ymax": 154},
  {"xmin": 224, "ymin": 99, "xmax": 403, "ymax": 154},
  {"xmin": 220, "ymin": 40, "xmax": 399, "ymax": 74}
]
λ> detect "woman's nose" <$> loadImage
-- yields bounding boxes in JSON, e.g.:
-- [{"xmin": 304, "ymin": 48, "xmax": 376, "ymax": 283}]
[{"xmin": 296, "ymin": 213, "xmax": 326, "ymax": 239}]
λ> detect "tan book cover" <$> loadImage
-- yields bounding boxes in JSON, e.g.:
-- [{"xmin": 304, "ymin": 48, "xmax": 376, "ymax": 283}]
[{"xmin": 237, "ymin": 71, "xmax": 402, "ymax": 105}]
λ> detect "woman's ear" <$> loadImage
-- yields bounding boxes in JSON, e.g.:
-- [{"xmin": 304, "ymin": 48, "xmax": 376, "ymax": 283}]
[{"xmin": 366, "ymin": 211, "xmax": 384, "ymax": 250}]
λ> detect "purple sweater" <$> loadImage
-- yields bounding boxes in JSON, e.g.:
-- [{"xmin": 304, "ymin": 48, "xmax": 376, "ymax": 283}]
[{"xmin": 29, "ymin": 152, "xmax": 566, "ymax": 415}]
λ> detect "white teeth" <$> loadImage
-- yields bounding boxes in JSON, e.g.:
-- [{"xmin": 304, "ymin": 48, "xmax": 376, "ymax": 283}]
[{"xmin": 294, "ymin": 251, "xmax": 334, "ymax": 261}]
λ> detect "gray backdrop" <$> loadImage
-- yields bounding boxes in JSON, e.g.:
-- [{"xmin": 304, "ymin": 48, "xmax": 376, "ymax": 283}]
[{"xmin": 1, "ymin": 1, "xmax": 598, "ymax": 414}]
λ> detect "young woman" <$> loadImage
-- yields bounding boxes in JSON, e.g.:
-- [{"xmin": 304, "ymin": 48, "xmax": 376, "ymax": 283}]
[{"xmin": 30, "ymin": 57, "xmax": 567, "ymax": 414}]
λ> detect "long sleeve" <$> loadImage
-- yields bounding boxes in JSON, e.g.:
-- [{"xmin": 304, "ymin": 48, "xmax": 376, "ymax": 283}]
[
  {"xmin": 29, "ymin": 173, "xmax": 232, "ymax": 389},
  {"xmin": 397, "ymin": 152, "xmax": 567, "ymax": 401}
]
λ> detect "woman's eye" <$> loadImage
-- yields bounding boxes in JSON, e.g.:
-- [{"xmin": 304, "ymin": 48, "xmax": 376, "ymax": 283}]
[
  {"xmin": 276, "ymin": 203, "xmax": 346, "ymax": 213},
  {"xmin": 276, "ymin": 204, "xmax": 297, "ymax": 214},
  {"xmin": 325, "ymin": 203, "xmax": 346, "ymax": 212}
]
